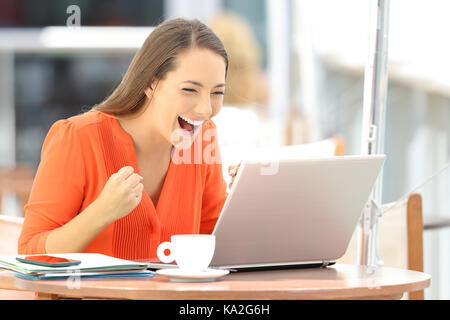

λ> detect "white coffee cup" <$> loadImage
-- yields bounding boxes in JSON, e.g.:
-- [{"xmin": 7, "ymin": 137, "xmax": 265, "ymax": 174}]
[{"xmin": 156, "ymin": 234, "xmax": 216, "ymax": 271}]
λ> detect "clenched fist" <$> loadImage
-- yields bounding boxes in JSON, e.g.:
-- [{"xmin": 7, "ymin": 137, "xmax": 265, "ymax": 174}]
[{"xmin": 95, "ymin": 166, "xmax": 144, "ymax": 225}]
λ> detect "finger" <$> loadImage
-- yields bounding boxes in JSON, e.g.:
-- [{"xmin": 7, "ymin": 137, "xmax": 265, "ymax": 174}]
[
  {"xmin": 125, "ymin": 173, "xmax": 144, "ymax": 189},
  {"xmin": 117, "ymin": 166, "xmax": 135, "ymax": 180},
  {"xmin": 228, "ymin": 165, "xmax": 238, "ymax": 175},
  {"xmin": 229, "ymin": 178, "xmax": 236, "ymax": 188},
  {"xmin": 229, "ymin": 166, "xmax": 241, "ymax": 176},
  {"xmin": 132, "ymin": 183, "xmax": 144, "ymax": 198},
  {"xmin": 229, "ymin": 176, "xmax": 235, "ymax": 188}
]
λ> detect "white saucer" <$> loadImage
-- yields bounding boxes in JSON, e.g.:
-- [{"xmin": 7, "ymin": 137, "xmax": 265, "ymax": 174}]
[{"xmin": 156, "ymin": 268, "xmax": 229, "ymax": 282}]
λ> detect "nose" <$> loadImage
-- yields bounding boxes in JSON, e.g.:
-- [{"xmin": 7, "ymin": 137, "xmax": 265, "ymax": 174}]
[{"xmin": 193, "ymin": 95, "xmax": 212, "ymax": 119}]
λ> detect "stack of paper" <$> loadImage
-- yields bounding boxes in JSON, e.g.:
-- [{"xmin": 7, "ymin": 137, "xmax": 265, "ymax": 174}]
[{"xmin": 0, "ymin": 253, "xmax": 154, "ymax": 280}]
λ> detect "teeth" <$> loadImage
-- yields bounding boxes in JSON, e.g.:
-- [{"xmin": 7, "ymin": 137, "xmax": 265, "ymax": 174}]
[{"xmin": 179, "ymin": 115, "xmax": 204, "ymax": 127}]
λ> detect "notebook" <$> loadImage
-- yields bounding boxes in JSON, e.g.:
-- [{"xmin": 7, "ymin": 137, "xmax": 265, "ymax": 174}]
[{"xmin": 0, "ymin": 253, "xmax": 152, "ymax": 279}]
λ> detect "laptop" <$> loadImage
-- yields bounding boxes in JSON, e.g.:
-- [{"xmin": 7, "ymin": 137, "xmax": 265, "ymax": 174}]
[
  {"xmin": 210, "ymin": 154, "xmax": 386, "ymax": 271},
  {"xmin": 149, "ymin": 154, "xmax": 386, "ymax": 272}
]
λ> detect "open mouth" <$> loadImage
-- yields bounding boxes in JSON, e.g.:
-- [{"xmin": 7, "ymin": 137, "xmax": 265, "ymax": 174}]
[{"xmin": 177, "ymin": 115, "xmax": 205, "ymax": 135}]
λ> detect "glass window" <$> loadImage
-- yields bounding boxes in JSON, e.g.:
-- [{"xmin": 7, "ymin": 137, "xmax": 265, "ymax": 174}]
[
  {"xmin": 223, "ymin": 0, "xmax": 267, "ymax": 68},
  {"xmin": 14, "ymin": 52, "xmax": 135, "ymax": 168},
  {"xmin": 0, "ymin": 0, "xmax": 164, "ymax": 27}
]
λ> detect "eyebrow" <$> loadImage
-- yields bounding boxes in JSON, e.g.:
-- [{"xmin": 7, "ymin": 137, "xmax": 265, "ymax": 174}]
[{"xmin": 181, "ymin": 80, "xmax": 225, "ymax": 88}]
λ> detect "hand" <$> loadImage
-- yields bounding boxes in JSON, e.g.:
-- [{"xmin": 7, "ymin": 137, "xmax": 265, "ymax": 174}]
[
  {"xmin": 95, "ymin": 166, "xmax": 144, "ymax": 225},
  {"xmin": 228, "ymin": 162, "xmax": 241, "ymax": 190}
]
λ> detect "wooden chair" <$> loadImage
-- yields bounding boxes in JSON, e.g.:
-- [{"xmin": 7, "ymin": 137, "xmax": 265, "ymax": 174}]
[
  {"xmin": 0, "ymin": 214, "xmax": 36, "ymax": 299},
  {"xmin": 337, "ymin": 193, "xmax": 424, "ymax": 299},
  {"xmin": 0, "ymin": 166, "xmax": 35, "ymax": 217}
]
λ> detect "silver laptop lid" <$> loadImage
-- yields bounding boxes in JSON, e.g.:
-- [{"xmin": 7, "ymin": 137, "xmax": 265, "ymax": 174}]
[{"xmin": 211, "ymin": 155, "xmax": 386, "ymax": 268}]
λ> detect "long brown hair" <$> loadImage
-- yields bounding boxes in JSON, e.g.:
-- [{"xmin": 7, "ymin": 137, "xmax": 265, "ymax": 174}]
[{"xmin": 91, "ymin": 18, "xmax": 228, "ymax": 117}]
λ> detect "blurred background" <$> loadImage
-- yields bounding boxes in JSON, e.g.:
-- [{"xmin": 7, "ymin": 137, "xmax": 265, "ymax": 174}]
[{"xmin": 0, "ymin": 0, "xmax": 448, "ymax": 299}]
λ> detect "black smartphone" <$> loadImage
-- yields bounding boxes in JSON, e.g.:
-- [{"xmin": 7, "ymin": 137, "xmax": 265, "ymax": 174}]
[{"xmin": 16, "ymin": 255, "xmax": 82, "ymax": 268}]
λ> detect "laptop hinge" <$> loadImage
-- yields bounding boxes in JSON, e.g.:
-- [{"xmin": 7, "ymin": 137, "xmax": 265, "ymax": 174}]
[{"xmin": 321, "ymin": 260, "xmax": 331, "ymax": 268}]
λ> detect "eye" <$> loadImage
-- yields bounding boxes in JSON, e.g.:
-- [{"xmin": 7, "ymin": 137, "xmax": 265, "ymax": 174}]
[
  {"xmin": 212, "ymin": 91, "xmax": 225, "ymax": 96},
  {"xmin": 182, "ymin": 88, "xmax": 197, "ymax": 93}
]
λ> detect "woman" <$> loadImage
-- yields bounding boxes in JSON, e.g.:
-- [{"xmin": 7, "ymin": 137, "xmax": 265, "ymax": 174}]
[{"xmin": 18, "ymin": 18, "xmax": 238, "ymax": 260}]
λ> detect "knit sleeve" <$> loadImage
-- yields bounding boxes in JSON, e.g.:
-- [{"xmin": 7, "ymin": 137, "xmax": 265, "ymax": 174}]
[
  {"xmin": 18, "ymin": 120, "xmax": 86, "ymax": 254},
  {"xmin": 199, "ymin": 120, "xmax": 228, "ymax": 234}
]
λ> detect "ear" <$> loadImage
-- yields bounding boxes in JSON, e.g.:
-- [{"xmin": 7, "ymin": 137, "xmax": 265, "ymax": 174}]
[
  {"xmin": 144, "ymin": 79, "xmax": 159, "ymax": 98},
  {"xmin": 144, "ymin": 86, "xmax": 153, "ymax": 98}
]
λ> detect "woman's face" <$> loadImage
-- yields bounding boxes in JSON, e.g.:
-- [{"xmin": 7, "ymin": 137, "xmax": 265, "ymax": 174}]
[{"xmin": 146, "ymin": 47, "xmax": 226, "ymax": 148}]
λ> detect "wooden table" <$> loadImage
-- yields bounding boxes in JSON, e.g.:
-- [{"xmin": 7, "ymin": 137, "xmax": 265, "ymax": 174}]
[{"xmin": 0, "ymin": 264, "xmax": 430, "ymax": 300}]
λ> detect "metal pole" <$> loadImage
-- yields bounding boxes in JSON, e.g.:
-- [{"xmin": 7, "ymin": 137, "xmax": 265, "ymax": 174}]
[
  {"xmin": 357, "ymin": 0, "xmax": 390, "ymax": 266},
  {"xmin": 267, "ymin": 0, "xmax": 291, "ymax": 122}
]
